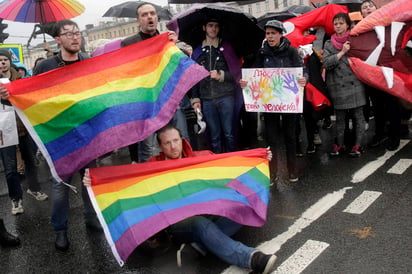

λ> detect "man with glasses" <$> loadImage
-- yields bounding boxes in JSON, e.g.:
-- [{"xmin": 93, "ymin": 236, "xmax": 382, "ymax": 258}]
[{"xmin": 33, "ymin": 19, "xmax": 102, "ymax": 252}]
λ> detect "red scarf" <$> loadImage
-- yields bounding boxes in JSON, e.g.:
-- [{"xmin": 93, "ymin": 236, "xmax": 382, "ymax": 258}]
[{"xmin": 331, "ymin": 31, "xmax": 350, "ymax": 50}]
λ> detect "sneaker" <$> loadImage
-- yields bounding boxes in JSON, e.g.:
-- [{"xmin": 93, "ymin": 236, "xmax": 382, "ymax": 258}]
[
  {"xmin": 330, "ymin": 144, "xmax": 345, "ymax": 156},
  {"xmin": 250, "ymin": 251, "xmax": 277, "ymax": 274},
  {"xmin": 349, "ymin": 145, "xmax": 365, "ymax": 157},
  {"xmin": 11, "ymin": 199, "xmax": 24, "ymax": 215},
  {"xmin": 177, "ymin": 243, "xmax": 206, "ymax": 267},
  {"xmin": 288, "ymin": 174, "xmax": 299, "ymax": 183},
  {"xmin": 27, "ymin": 189, "xmax": 48, "ymax": 201},
  {"xmin": 270, "ymin": 175, "xmax": 279, "ymax": 186},
  {"xmin": 306, "ymin": 143, "xmax": 316, "ymax": 154},
  {"xmin": 313, "ymin": 133, "xmax": 322, "ymax": 145}
]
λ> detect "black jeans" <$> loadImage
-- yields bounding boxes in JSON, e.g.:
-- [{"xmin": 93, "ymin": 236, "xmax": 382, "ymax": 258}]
[{"xmin": 263, "ymin": 112, "xmax": 297, "ymax": 175}]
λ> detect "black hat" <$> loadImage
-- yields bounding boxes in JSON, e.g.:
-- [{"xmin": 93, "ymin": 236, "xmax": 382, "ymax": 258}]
[
  {"xmin": 204, "ymin": 17, "xmax": 220, "ymax": 25},
  {"xmin": 264, "ymin": 20, "xmax": 286, "ymax": 33},
  {"xmin": 0, "ymin": 49, "xmax": 12, "ymax": 62}
]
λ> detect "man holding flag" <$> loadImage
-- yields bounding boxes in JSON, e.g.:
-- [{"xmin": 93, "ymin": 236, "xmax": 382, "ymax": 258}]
[
  {"xmin": 84, "ymin": 125, "xmax": 277, "ymax": 273},
  {"xmin": 1, "ymin": 19, "xmax": 102, "ymax": 252}
]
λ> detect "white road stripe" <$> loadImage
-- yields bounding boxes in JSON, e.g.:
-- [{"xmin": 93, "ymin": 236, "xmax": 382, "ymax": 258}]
[
  {"xmin": 351, "ymin": 139, "xmax": 409, "ymax": 183},
  {"xmin": 343, "ymin": 191, "xmax": 382, "ymax": 214},
  {"xmin": 221, "ymin": 187, "xmax": 352, "ymax": 274},
  {"xmin": 273, "ymin": 240, "xmax": 330, "ymax": 274},
  {"xmin": 387, "ymin": 159, "xmax": 412, "ymax": 174}
]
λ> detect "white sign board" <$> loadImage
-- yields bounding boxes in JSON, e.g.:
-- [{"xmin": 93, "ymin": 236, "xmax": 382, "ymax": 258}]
[{"xmin": 241, "ymin": 67, "xmax": 304, "ymax": 113}]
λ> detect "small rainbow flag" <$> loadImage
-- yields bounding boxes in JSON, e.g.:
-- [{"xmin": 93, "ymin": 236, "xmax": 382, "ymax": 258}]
[
  {"xmin": 6, "ymin": 33, "xmax": 208, "ymax": 180},
  {"xmin": 88, "ymin": 148, "xmax": 270, "ymax": 266}
]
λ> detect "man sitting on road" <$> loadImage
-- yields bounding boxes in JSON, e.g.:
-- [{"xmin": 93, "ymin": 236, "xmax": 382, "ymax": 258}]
[{"xmin": 84, "ymin": 124, "xmax": 276, "ymax": 273}]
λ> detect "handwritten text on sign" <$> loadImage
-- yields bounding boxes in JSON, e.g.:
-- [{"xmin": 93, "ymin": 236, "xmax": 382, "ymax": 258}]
[{"xmin": 242, "ymin": 67, "xmax": 303, "ymax": 113}]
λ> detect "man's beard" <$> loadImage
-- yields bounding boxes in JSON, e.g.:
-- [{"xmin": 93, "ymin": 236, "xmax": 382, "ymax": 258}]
[{"xmin": 64, "ymin": 45, "xmax": 80, "ymax": 55}]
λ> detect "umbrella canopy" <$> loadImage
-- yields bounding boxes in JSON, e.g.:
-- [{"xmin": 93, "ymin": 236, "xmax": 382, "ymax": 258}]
[
  {"xmin": 0, "ymin": 0, "xmax": 85, "ymax": 23},
  {"xmin": 103, "ymin": 1, "xmax": 172, "ymax": 20},
  {"xmin": 167, "ymin": 3, "xmax": 264, "ymax": 57},
  {"xmin": 257, "ymin": 11, "xmax": 297, "ymax": 28},
  {"xmin": 282, "ymin": 5, "xmax": 315, "ymax": 15}
]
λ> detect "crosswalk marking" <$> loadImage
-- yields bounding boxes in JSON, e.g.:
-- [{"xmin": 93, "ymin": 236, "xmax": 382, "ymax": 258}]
[
  {"xmin": 273, "ymin": 240, "xmax": 329, "ymax": 274},
  {"xmin": 222, "ymin": 187, "xmax": 351, "ymax": 274},
  {"xmin": 387, "ymin": 159, "xmax": 412, "ymax": 174},
  {"xmin": 351, "ymin": 139, "xmax": 409, "ymax": 183},
  {"xmin": 343, "ymin": 191, "xmax": 382, "ymax": 214}
]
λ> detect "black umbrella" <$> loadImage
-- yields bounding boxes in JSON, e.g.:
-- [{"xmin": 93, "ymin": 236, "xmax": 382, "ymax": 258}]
[
  {"xmin": 282, "ymin": 5, "xmax": 315, "ymax": 15},
  {"xmin": 103, "ymin": 1, "xmax": 172, "ymax": 20},
  {"xmin": 256, "ymin": 11, "xmax": 297, "ymax": 28},
  {"xmin": 166, "ymin": 3, "xmax": 264, "ymax": 57},
  {"xmin": 327, "ymin": 0, "xmax": 362, "ymax": 12}
]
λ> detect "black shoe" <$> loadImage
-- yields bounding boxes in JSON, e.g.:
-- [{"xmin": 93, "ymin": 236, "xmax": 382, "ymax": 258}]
[
  {"xmin": 322, "ymin": 118, "xmax": 332, "ymax": 129},
  {"xmin": 368, "ymin": 135, "xmax": 388, "ymax": 148},
  {"xmin": 0, "ymin": 219, "xmax": 20, "ymax": 247},
  {"xmin": 85, "ymin": 217, "xmax": 103, "ymax": 232},
  {"xmin": 55, "ymin": 231, "xmax": 69, "ymax": 251},
  {"xmin": 306, "ymin": 143, "xmax": 316, "ymax": 154},
  {"xmin": 250, "ymin": 251, "xmax": 277, "ymax": 274},
  {"xmin": 386, "ymin": 138, "xmax": 400, "ymax": 151}
]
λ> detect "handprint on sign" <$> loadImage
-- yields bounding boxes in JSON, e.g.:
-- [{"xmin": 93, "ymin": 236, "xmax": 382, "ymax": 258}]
[
  {"xmin": 283, "ymin": 73, "xmax": 299, "ymax": 94},
  {"xmin": 249, "ymin": 80, "xmax": 262, "ymax": 102},
  {"xmin": 270, "ymin": 75, "xmax": 288, "ymax": 102},
  {"xmin": 259, "ymin": 77, "xmax": 274, "ymax": 104}
]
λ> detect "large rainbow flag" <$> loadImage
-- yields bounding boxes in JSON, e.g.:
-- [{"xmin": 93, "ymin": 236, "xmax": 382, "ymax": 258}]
[
  {"xmin": 87, "ymin": 148, "xmax": 270, "ymax": 266},
  {"xmin": 6, "ymin": 33, "xmax": 208, "ymax": 180}
]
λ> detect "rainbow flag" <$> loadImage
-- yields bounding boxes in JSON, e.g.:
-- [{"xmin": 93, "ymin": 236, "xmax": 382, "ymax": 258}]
[
  {"xmin": 6, "ymin": 33, "xmax": 208, "ymax": 180},
  {"xmin": 88, "ymin": 148, "xmax": 270, "ymax": 266}
]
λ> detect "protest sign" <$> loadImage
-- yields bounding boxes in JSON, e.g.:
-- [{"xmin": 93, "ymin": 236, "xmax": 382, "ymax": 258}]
[{"xmin": 241, "ymin": 67, "xmax": 303, "ymax": 113}]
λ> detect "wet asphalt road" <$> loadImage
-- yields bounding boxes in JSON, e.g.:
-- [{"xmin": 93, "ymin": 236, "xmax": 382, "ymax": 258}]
[{"xmin": 0, "ymin": 119, "xmax": 411, "ymax": 274}]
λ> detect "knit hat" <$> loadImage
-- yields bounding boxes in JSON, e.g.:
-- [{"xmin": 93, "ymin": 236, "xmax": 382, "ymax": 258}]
[
  {"xmin": 0, "ymin": 49, "xmax": 12, "ymax": 62},
  {"xmin": 264, "ymin": 20, "xmax": 286, "ymax": 33}
]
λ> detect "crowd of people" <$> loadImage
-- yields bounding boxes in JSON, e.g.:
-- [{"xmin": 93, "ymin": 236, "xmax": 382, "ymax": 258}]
[{"xmin": 0, "ymin": 1, "xmax": 410, "ymax": 273}]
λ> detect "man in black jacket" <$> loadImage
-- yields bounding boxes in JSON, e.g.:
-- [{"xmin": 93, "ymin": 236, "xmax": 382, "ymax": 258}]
[{"xmin": 33, "ymin": 19, "xmax": 102, "ymax": 252}]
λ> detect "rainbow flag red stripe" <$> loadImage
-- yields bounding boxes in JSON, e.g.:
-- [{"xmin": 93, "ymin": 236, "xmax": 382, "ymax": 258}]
[
  {"xmin": 88, "ymin": 148, "xmax": 270, "ymax": 266},
  {"xmin": 7, "ymin": 33, "xmax": 208, "ymax": 179}
]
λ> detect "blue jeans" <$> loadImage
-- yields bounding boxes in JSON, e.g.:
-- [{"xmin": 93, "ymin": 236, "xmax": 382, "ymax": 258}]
[
  {"xmin": 170, "ymin": 216, "xmax": 256, "ymax": 268},
  {"xmin": 51, "ymin": 165, "xmax": 97, "ymax": 232},
  {"xmin": 203, "ymin": 96, "xmax": 236, "ymax": 153},
  {"xmin": 0, "ymin": 145, "xmax": 22, "ymax": 200}
]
